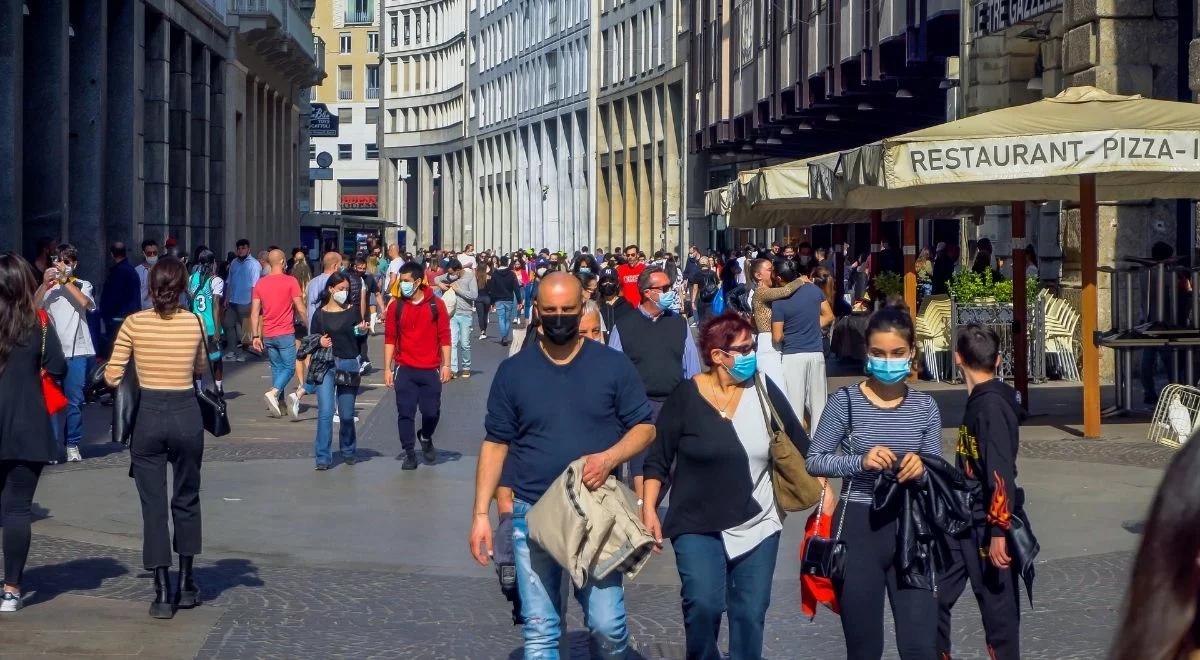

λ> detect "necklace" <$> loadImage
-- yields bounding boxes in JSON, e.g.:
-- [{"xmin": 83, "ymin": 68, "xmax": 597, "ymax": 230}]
[{"xmin": 707, "ymin": 377, "xmax": 737, "ymax": 419}]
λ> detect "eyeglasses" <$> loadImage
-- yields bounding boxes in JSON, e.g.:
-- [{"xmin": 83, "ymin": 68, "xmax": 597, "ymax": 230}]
[
  {"xmin": 645, "ymin": 284, "xmax": 671, "ymax": 294},
  {"xmin": 722, "ymin": 344, "xmax": 755, "ymax": 356},
  {"xmin": 624, "ymin": 252, "xmax": 638, "ymax": 258}
]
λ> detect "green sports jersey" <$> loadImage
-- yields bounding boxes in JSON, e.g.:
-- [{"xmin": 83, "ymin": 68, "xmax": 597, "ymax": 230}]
[{"xmin": 188, "ymin": 272, "xmax": 222, "ymax": 359}]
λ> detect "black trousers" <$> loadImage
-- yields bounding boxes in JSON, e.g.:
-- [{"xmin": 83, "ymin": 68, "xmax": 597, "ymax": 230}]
[
  {"xmin": 393, "ymin": 366, "xmax": 442, "ymax": 453},
  {"xmin": 1, "ymin": 461, "xmax": 43, "ymax": 586},
  {"xmin": 835, "ymin": 501, "xmax": 939, "ymax": 660},
  {"xmin": 475, "ymin": 299, "xmax": 490, "ymax": 332},
  {"xmin": 130, "ymin": 389, "xmax": 204, "ymax": 569},
  {"xmin": 937, "ymin": 525, "xmax": 1021, "ymax": 660}
]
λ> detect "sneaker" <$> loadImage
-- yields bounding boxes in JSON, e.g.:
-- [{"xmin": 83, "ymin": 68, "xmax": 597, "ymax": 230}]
[
  {"xmin": 419, "ymin": 437, "xmax": 437, "ymax": 464},
  {"xmin": 0, "ymin": 591, "xmax": 23, "ymax": 612},
  {"xmin": 461, "ymin": 370, "xmax": 472, "ymax": 379},
  {"xmin": 66, "ymin": 446, "xmax": 82, "ymax": 463},
  {"xmin": 399, "ymin": 451, "xmax": 419, "ymax": 470},
  {"xmin": 264, "ymin": 391, "xmax": 282, "ymax": 418},
  {"xmin": 314, "ymin": 464, "xmax": 331, "ymax": 471},
  {"xmin": 287, "ymin": 392, "xmax": 302, "ymax": 418},
  {"xmin": 332, "ymin": 414, "xmax": 359, "ymax": 424},
  {"xmin": 344, "ymin": 454, "xmax": 357, "ymax": 466},
  {"xmin": 479, "ymin": 333, "xmax": 487, "ymax": 340},
  {"xmin": 359, "ymin": 360, "xmax": 372, "ymax": 375},
  {"xmin": 228, "ymin": 350, "xmax": 247, "ymax": 363}
]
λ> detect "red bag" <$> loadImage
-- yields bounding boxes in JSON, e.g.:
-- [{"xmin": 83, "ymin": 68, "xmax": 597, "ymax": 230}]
[
  {"xmin": 37, "ymin": 310, "xmax": 69, "ymax": 415},
  {"xmin": 800, "ymin": 509, "xmax": 840, "ymax": 618}
]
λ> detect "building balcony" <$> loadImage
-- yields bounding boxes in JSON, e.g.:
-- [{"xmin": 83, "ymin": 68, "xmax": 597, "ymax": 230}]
[
  {"xmin": 339, "ymin": 89, "xmax": 353, "ymax": 100},
  {"xmin": 344, "ymin": 10, "xmax": 373, "ymax": 25},
  {"xmin": 366, "ymin": 87, "xmax": 380, "ymax": 100},
  {"xmin": 229, "ymin": 0, "xmax": 325, "ymax": 87},
  {"xmin": 383, "ymin": 123, "xmax": 463, "ymax": 150}
]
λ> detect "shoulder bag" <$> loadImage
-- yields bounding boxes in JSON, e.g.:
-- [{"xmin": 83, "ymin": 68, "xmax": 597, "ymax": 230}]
[
  {"xmin": 800, "ymin": 386, "xmax": 861, "ymax": 581},
  {"xmin": 317, "ymin": 309, "xmax": 362, "ymax": 388},
  {"xmin": 192, "ymin": 314, "xmax": 231, "ymax": 437},
  {"xmin": 37, "ymin": 310, "xmax": 69, "ymax": 415},
  {"xmin": 753, "ymin": 375, "xmax": 823, "ymax": 512}
]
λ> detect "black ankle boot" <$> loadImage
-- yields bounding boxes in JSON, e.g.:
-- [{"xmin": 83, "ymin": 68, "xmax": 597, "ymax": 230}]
[
  {"xmin": 175, "ymin": 555, "xmax": 200, "ymax": 609},
  {"xmin": 149, "ymin": 566, "xmax": 176, "ymax": 619}
]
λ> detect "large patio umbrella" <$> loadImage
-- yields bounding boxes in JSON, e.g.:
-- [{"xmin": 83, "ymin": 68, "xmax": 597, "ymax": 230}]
[{"xmin": 807, "ymin": 86, "xmax": 1200, "ymax": 438}]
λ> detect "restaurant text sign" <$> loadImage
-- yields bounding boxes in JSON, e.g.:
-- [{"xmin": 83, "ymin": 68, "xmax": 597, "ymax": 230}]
[
  {"xmin": 973, "ymin": 0, "xmax": 1061, "ymax": 38},
  {"xmin": 892, "ymin": 131, "xmax": 1200, "ymax": 186}
]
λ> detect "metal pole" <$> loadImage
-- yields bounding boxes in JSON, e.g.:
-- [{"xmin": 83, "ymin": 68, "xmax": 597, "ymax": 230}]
[
  {"xmin": 903, "ymin": 208, "xmax": 918, "ymax": 316},
  {"xmin": 1012, "ymin": 201, "xmax": 1029, "ymax": 405}
]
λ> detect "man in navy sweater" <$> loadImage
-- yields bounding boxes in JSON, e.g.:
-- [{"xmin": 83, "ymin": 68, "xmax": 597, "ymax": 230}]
[{"xmin": 470, "ymin": 272, "xmax": 654, "ymax": 658}]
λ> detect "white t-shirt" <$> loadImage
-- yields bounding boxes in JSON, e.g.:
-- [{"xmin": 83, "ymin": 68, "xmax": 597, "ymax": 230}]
[
  {"xmin": 44, "ymin": 279, "xmax": 97, "ymax": 358},
  {"xmin": 722, "ymin": 387, "xmax": 783, "ymax": 558}
]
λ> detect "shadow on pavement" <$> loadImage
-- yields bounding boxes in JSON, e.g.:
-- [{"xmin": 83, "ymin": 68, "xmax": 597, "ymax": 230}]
[
  {"xmin": 506, "ymin": 632, "xmax": 650, "ymax": 659},
  {"xmin": 81, "ymin": 442, "xmax": 128, "ymax": 460},
  {"xmin": 193, "ymin": 558, "xmax": 264, "ymax": 601},
  {"xmin": 22, "ymin": 557, "xmax": 129, "ymax": 606}
]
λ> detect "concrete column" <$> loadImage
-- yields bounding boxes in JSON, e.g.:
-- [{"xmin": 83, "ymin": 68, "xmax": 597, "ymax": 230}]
[
  {"xmin": 0, "ymin": 0, "xmax": 25, "ymax": 251},
  {"xmin": 1064, "ymin": 0, "xmax": 1181, "ymax": 379},
  {"xmin": 649, "ymin": 88, "xmax": 664, "ymax": 253},
  {"xmin": 664, "ymin": 82, "xmax": 683, "ymax": 254},
  {"xmin": 417, "ymin": 155, "xmax": 434, "ymax": 250},
  {"xmin": 168, "ymin": 28, "xmax": 191, "ymax": 245},
  {"xmin": 105, "ymin": 0, "xmax": 144, "ymax": 251},
  {"xmin": 190, "ymin": 45, "xmax": 211, "ymax": 250},
  {"xmin": 67, "ymin": 0, "xmax": 108, "ymax": 283},
  {"xmin": 622, "ymin": 99, "xmax": 637, "ymax": 249},
  {"xmin": 22, "ymin": 0, "xmax": 70, "ymax": 256},
  {"xmin": 208, "ymin": 56, "xmax": 226, "ymax": 252},
  {"xmin": 143, "ymin": 12, "xmax": 170, "ymax": 242}
]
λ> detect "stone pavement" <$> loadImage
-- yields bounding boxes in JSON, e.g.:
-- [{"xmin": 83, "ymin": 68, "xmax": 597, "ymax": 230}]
[{"xmin": 7, "ymin": 328, "xmax": 1173, "ymax": 658}]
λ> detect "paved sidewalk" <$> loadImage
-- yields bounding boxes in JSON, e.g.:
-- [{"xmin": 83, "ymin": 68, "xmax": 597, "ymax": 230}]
[{"xmin": 14, "ymin": 330, "xmax": 1176, "ymax": 658}]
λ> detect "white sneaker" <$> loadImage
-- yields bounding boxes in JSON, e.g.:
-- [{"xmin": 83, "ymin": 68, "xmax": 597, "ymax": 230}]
[
  {"xmin": 479, "ymin": 333, "xmax": 487, "ymax": 339},
  {"xmin": 264, "ymin": 391, "xmax": 282, "ymax": 417},
  {"xmin": 0, "ymin": 591, "xmax": 22, "ymax": 612},
  {"xmin": 359, "ymin": 360, "xmax": 371, "ymax": 375},
  {"xmin": 66, "ymin": 446, "xmax": 82, "ymax": 463},
  {"xmin": 287, "ymin": 392, "xmax": 301, "ymax": 417},
  {"xmin": 332, "ymin": 414, "xmax": 359, "ymax": 424}
]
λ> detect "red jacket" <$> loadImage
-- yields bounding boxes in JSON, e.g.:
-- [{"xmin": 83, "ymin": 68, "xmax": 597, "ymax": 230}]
[
  {"xmin": 616, "ymin": 263, "xmax": 646, "ymax": 308},
  {"xmin": 384, "ymin": 288, "xmax": 451, "ymax": 369}
]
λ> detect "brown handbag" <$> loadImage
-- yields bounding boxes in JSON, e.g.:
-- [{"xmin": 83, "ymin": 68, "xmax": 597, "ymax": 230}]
[{"xmin": 753, "ymin": 376, "xmax": 823, "ymax": 513}]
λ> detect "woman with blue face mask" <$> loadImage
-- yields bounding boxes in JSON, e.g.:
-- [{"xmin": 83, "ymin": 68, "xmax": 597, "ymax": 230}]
[
  {"xmin": 642, "ymin": 312, "xmax": 808, "ymax": 660},
  {"xmin": 806, "ymin": 304, "xmax": 944, "ymax": 660}
]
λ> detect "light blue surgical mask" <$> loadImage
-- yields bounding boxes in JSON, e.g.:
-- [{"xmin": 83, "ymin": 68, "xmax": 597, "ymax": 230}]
[
  {"xmin": 866, "ymin": 356, "xmax": 911, "ymax": 384},
  {"xmin": 578, "ymin": 267, "xmax": 592, "ymax": 275},
  {"xmin": 655, "ymin": 290, "xmax": 678, "ymax": 311},
  {"xmin": 721, "ymin": 350, "xmax": 757, "ymax": 383},
  {"xmin": 400, "ymin": 281, "xmax": 417, "ymax": 297}
]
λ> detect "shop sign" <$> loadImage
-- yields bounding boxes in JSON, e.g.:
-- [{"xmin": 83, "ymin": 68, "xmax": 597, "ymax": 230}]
[
  {"xmin": 341, "ymin": 194, "xmax": 378, "ymax": 211},
  {"xmin": 972, "ymin": 0, "xmax": 1061, "ymax": 38},
  {"xmin": 894, "ymin": 131, "xmax": 1200, "ymax": 186},
  {"xmin": 310, "ymin": 103, "xmax": 339, "ymax": 138}
]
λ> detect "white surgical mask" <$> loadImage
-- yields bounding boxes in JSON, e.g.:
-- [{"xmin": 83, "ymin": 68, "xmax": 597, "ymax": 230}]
[
  {"xmin": 145, "ymin": 256, "xmax": 158, "ymax": 266},
  {"xmin": 332, "ymin": 290, "xmax": 349, "ymax": 305}
]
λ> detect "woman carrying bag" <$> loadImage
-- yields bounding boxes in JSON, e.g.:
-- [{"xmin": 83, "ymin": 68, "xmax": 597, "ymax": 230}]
[
  {"xmin": 309, "ymin": 272, "xmax": 363, "ymax": 470},
  {"xmin": 805, "ymin": 304, "xmax": 944, "ymax": 659},
  {"xmin": 0, "ymin": 253, "xmax": 67, "ymax": 612},
  {"xmin": 105, "ymin": 257, "xmax": 208, "ymax": 620},
  {"xmin": 642, "ymin": 312, "xmax": 814, "ymax": 660}
]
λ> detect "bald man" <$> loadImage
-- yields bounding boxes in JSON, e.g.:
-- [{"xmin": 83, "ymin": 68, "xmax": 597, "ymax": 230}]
[
  {"xmin": 251, "ymin": 249, "xmax": 307, "ymax": 418},
  {"xmin": 470, "ymin": 272, "xmax": 655, "ymax": 655}
]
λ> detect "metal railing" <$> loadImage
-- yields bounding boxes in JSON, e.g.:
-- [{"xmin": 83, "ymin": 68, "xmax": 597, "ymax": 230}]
[
  {"xmin": 344, "ymin": 10, "xmax": 373, "ymax": 24},
  {"xmin": 365, "ymin": 86, "xmax": 379, "ymax": 99},
  {"xmin": 338, "ymin": 89, "xmax": 353, "ymax": 100}
]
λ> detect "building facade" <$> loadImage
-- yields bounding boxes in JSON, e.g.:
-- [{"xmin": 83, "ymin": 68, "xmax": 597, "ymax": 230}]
[
  {"xmin": 307, "ymin": 0, "xmax": 385, "ymax": 256},
  {"xmin": 0, "ymin": 0, "xmax": 321, "ymax": 286}
]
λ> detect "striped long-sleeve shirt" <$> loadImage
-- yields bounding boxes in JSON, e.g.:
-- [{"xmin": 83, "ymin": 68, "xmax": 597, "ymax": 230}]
[
  {"xmin": 806, "ymin": 383, "xmax": 943, "ymax": 504},
  {"xmin": 105, "ymin": 310, "xmax": 207, "ymax": 391}
]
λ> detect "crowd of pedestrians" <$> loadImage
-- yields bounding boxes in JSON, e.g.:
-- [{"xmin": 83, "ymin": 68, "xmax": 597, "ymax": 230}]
[{"xmin": 0, "ymin": 234, "xmax": 1083, "ymax": 660}]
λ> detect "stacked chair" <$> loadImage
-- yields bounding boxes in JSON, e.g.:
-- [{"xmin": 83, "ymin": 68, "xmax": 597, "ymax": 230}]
[
  {"xmin": 1043, "ymin": 294, "xmax": 1081, "ymax": 381},
  {"xmin": 915, "ymin": 294, "xmax": 952, "ymax": 381}
]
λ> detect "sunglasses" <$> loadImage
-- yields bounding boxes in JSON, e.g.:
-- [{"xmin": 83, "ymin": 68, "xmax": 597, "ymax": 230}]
[
  {"xmin": 645, "ymin": 284, "xmax": 671, "ymax": 293},
  {"xmin": 624, "ymin": 252, "xmax": 638, "ymax": 257},
  {"xmin": 722, "ymin": 344, "xmax": 755, "ymax": 356}
]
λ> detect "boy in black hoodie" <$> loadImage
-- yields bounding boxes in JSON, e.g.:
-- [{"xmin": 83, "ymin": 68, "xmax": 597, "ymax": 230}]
[{"xmin": 937, "ymin": 324, "xmax": 1024, "ymax": 660}]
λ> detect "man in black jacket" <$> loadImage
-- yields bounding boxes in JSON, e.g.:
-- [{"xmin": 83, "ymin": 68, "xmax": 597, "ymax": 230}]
[
  {"xmin": 938, "ymin": 324, "xmax": 1024, "ymax": 660},
  {"xmin": 486, "ymin": 256, "xmax": 523, "ymax": 346}
]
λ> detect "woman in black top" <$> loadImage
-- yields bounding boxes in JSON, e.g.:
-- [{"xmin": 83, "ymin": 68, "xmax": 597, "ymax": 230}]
[
  {"xmin": 0, "ymin": 253, "xmax": 66, "ymax": 612},
  {"xmin": 643, "ymin": 312, "xmax": 807, "ymax": 660},
  {"xmin": 310, "ymin": 272, "xmax": 364, "ymax": 470},
  {"xmin": 597, "ymin": 269, "xmax": 631, "ymax": 338}
]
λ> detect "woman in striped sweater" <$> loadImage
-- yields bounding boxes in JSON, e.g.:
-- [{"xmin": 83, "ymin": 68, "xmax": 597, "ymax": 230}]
[
  {"xmin": 806, "ymin": 305, "xmax": 944, "ymax": 659},
  {"xmin": 106, "ymin": 257, "xmax": 208, "ymax": 620}
]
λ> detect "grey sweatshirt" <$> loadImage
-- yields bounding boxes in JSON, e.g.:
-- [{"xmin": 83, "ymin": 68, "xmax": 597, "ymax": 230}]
[{"xmin": 435, "ymin": 270, "xmax": 478, "ymax": 316}]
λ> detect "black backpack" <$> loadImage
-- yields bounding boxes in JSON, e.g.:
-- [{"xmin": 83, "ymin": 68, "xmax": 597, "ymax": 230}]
[{"xmin": 699, "ymin": 273, "xmax": 720, "ymax": 302}]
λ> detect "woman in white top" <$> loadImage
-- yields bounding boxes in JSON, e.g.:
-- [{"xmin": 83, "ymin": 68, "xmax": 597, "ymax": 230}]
[{"xmin": 643, "ymin": 312, "xmax": 808, "ymax": 660}]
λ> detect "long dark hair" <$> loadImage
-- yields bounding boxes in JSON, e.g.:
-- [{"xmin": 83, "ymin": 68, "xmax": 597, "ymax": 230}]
[
  {"xmin": 318, "ymin": 271, "xmax": 350, "ymax": 307},
  {"xmin": 1111, "ymin": 437, "xmax": 1200, "ymax": 660},
  {"xmin": 0, "ymin": 253, "xmax": 38, "ymax": 377},
  {"xmin": 150, "ymin": 257, "xmax": 188, "ymax": 317}
]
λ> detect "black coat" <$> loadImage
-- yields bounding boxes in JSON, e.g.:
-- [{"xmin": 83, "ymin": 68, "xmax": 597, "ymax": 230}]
[
  {"xmin": 872, "ymin": 453, "xmax": 971, "ymax": 591},
  {"xmin": 0, "ymin": 323, "xmax": 67, "ymax": 463}
]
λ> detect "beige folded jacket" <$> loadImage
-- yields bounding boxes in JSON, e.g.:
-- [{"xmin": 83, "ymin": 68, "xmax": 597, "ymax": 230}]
[{"xmin": 527, "ymin": 458, "xmax": 656, "ymax": 588}]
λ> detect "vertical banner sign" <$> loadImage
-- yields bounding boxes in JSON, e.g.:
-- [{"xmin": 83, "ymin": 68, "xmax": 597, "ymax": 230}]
[{"xmin": 310, "ymin": 103, "xmax": 339, "ymax": 138}]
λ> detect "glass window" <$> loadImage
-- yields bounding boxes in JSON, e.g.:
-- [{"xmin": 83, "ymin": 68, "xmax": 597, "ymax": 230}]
[
  {"xmin": 337, "ymin": 66, "xmax": 353, "ymax": 100},
  {"xmin": 365, "ymin": 64, "xmax": 380, "ymax": 98},
  {"xmin": 390, "ymin": 13, "xmax": 399, "ymax": 47},
  {"xmin": 338, "ymin": 144, "xmax": 352, "ymax": 160},
  {"xmin": 340, "ymin": 32, "xmax": 351, "ymax": 53},
  {"xmin": 345, "ymin": 0, "xmax": 374, "ymax": 24},
  {"xmin": 366, "ymin": 143, "xmax": 379, "ymax": 159},
  {"xmin": 365, "ymin": 107, "xmax": 380, "ymax": 124},
  {"xmin": 339, "ymin": 107, "xmax": 353, "ymax": 123},
  {"xmin": 308, "ymin": 143, "xmax": 316, "ymax": 161},
  {"xmin": 367, "ymin": 32, "xmax": 379, "ymax": 53}
]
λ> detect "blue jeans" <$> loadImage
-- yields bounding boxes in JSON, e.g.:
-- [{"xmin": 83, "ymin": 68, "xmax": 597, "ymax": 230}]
[
  {"xmin": 263, "ymin": 334, "xmax": 296, "ymax": 395},
  {"xmin": 495, "ymin": 300, "xmax": 516, "ymax": 342},
  {"xmin": 55, "ymin": 356, "xmax": 92, "ymax": 448},
  {"xmin": 523, "ymin": 283, "xmax": 536, "ymax": 319},
  {"xmin": 449, "ymin": 313, "xmax": 473, "ymax": 373},
  {"xmin": 313, "ymin": 357, "xmax": 359, "ymax": 466},
  {"xmin": 513, "ymin": 499, "xmax": 628, "ymax": 659},
  {"xmin": 672, "ymin": 531, "xmax": 780, "ymax": 660}
]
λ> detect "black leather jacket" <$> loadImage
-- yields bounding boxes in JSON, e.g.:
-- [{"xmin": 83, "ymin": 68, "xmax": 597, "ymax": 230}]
[{"xmin": 872, "ymin": 453, "xmax": 972, "ymax": 591}]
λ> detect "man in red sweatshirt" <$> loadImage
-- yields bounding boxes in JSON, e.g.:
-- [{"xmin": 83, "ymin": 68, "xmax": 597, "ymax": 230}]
[
  {"xmin": 616, "ymin": 244, "xmax": 646, "ymax": 307},
  {"xmin": 383, "ymin": 261, "xmax": 452, "ymax": 470}
]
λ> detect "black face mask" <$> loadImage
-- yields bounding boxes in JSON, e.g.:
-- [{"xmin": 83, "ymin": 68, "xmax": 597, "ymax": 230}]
[
  {"xmin": 599, "ymin": 281, "xmax": 618, "ymax": 297},
  {"xmin": 541, "ymin": 313, "xmax": 580, "ymax": 345}
]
